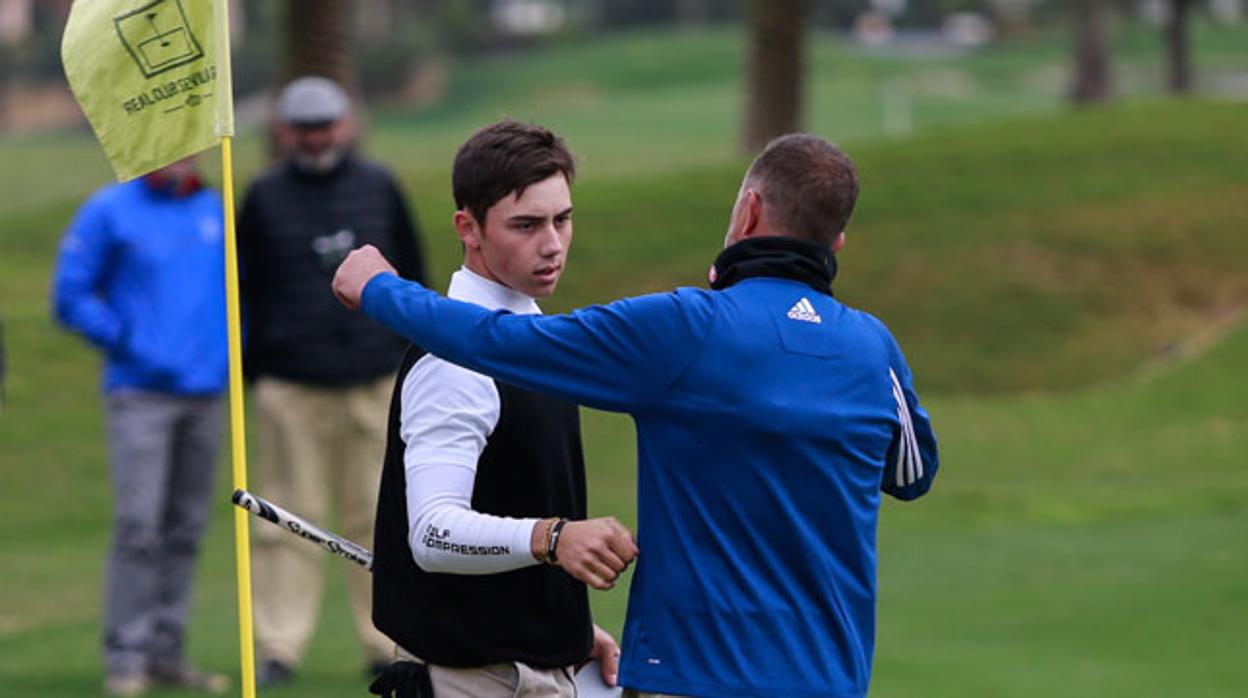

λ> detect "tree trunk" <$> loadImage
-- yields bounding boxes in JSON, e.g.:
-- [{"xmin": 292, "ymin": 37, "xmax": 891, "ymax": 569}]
[
  {"xmin": 283, "ymin": 0, "xmax": 355, "ymax": 90},
  {"xmin": 1069, "ymin": 0, "xmax": 1112, "ymax": 104},
  {"xmin": 743, "ymin": 0, "xmax": 807, "ymax": 153},
  {"xmin": 1164, "ymin": 0, "xmax": 1194, "ymax": 93}
]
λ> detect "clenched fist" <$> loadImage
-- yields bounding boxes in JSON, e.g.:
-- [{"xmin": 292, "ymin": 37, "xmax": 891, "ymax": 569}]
[
  {"xmin": 556, "ymin": 517, "xmax": 638, "ymax": 590},
  {"xmin": 332, "ymin": 244, "xmax": 397, "ymax": 310}
]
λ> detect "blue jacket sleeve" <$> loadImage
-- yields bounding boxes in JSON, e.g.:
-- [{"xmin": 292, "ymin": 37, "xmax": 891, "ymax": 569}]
[
  {"xmin": 51, "ymin": 196, "xmax": 124, "ymax": 354},
  {"xmin": 875, "ymin": 321, "xmax": 939, "ymax": 501},
  {"xmin": 361, "ymin": 273, "xmax": 715, "ymax": 413}
]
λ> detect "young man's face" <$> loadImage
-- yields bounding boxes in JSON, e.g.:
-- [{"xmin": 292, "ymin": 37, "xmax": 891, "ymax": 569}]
[{"xmin": 459, "ymin": 174, "xmax": 573, "ymax": 299}]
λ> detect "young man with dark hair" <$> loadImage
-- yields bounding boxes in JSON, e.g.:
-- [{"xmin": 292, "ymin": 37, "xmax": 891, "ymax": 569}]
[
  {"xmin": 368, "ymin": 120, "xmax": 636, "ymax": 698},
  {"xmin": 337, "ymin": 132, "xmax": 939, "ymax": 698}
]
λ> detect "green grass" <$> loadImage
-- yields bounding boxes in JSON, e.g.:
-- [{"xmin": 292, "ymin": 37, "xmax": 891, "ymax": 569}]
[
  {"xmin": 2, "ymin": 23, "xmax": 1247, "ymax": 698},
  {"xmin": 873, "ymin": 321, "xmax": 1248, "ymax": 697}
]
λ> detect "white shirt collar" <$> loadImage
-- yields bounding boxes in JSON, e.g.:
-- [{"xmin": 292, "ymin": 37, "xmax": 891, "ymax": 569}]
[{"xmin": 447, "ymin": 266, "xmax": 541, "ymax": 315}]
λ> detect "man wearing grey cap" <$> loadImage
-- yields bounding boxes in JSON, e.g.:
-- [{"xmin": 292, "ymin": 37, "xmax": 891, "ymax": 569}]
[{"xmin": 237, "ymin": 76, "xmax": 428, "ymax": 687}]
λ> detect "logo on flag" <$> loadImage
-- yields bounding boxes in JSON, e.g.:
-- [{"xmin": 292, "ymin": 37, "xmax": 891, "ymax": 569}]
[
  {"xmin": 62, "ymin": 0, "xmax": 234, "ymax": 180},
  {"xmin": 115, "ymin": 0, "xmax": 204, "ymax": 78}
]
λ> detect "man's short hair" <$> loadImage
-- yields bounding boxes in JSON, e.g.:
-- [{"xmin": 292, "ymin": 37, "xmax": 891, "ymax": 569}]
[
  {"xmin": 453, "ymin": 120, "xmax": 576, "ymax": 226},
  {"xmin": 745, "ymin": 134, "xmax": 860, "ymax": 246}
]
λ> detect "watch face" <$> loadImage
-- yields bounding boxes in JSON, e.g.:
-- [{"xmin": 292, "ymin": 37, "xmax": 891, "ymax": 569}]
[{"xmin": 575, "ymin": 660, "xmax": 623, "ymax": 698}]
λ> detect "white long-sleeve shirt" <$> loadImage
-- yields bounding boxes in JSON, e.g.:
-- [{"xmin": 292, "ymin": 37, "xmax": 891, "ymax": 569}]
[{"xmin": 401, "ymin": 267, "xmax": 545, "ymax": 573}]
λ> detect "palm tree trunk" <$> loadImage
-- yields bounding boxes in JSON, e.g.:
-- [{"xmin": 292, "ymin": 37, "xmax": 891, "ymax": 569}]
[
  {"xmin": 743, "ymin": 0, "xmax": 807, "ymax": 153},
  {"xmin": 1164, "ymin": 0, "xmax": 1194, "ymax": 93},
  {"xmin": 283, "ymin": 0, "xmax": 354, "ymax": 90},
  {"xmin": 1070, "ymin": 0, "xmax": 1112, "ymax": 104}
]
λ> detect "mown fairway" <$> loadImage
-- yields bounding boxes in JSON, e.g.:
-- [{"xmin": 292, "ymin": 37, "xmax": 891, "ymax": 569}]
[{"xmin": 2, "ymin": 25, "xmax": 1246, "ymax": 697}]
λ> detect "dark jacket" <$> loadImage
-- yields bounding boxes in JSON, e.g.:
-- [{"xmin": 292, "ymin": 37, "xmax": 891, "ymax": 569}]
[{"xmin": 238, "ymin": 154, "xmax": 426, "ymax": 386}]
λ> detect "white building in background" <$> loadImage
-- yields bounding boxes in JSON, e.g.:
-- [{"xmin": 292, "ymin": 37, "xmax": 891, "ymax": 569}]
[
  {"xmin": 1143, "ymin": 0, "xmax": 1244, "ymax": 23},
  {"xmin": 492, "ymin": 0, "xmax": 567, "ymax": 36},
  {"xmin": 943, "ymin": 12, "xmax": 995, "ymax": 47},
  {"xmin": 1209, "ymin": 0, "xmax": 1243, "ymax": 22},
  {"xmin": 870, "ymin": 0, "xmax": 907, "ymax": 18},
  {"xmin": 0, "ymin": 0, "xmax": 33, "ymax": 46}
]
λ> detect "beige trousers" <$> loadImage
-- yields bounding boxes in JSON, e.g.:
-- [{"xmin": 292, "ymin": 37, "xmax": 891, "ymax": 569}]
[
  {"xmin": 251, "ymin": 375, "xmax": 394, "ymax": 666},
  {"xmin": 395, "ymin": 646, "xmax": 576, "ymax": 697},
  {"xmin": 428, "ymin": 662, "xmax": 576, "ymax": 697}
]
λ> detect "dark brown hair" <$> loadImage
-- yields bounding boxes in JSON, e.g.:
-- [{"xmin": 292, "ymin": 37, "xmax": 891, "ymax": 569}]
[
  {"xmin": 452, "ymin": 120, "xmax": 576, "ymax": 226},
  {"xmin": 745, "ymin": 134, "xmax": 860, "ymax": 246}
]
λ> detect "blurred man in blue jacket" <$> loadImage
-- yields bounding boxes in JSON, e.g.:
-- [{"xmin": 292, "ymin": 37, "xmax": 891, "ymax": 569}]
[
  {"xmin": 334, "ymin": 134, "xmax": 939, "ymax": 698},
  {"xmin": 52, "ymin": 158, "xmax": 229, "ymax": 697}
]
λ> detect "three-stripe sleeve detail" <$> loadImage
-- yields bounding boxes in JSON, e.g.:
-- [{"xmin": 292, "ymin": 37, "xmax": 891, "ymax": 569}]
[{"xmin": 889, "ymin": 368, "xmax": 923, "ymax": 487}]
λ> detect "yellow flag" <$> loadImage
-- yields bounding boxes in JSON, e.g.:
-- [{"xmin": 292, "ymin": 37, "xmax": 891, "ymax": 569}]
[{"xmin": 61, "ymin": 0, "xmax": 234, "ymax": 181}]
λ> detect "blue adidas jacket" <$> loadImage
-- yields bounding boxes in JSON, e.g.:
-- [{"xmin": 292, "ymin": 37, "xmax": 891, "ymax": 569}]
[
  {"xmin": 52, "ymin": 180, "xmax": 228, "ymax": 396},
  {"xmin": 362, "ymin": 269, "xmax": 938, "ymax": 698}
]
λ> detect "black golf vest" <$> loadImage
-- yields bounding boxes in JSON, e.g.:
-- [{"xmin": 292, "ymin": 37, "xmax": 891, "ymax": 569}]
[{"xmin": 372, "ymin": 345, "xmax": 593, "ymax": 668}]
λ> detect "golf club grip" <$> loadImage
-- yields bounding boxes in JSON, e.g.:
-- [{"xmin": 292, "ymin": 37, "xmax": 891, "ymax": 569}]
[{"xmin": 232, "ymin": 489, "xmax": 374, "ymax": 571}]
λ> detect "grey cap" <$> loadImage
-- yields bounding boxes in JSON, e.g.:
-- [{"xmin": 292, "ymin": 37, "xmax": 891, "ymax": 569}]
[{"xmin": 277, "ymin": 76, "xmax": 350, "ymax": 125}]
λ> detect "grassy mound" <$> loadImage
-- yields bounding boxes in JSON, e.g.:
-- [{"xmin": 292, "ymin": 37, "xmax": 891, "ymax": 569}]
[{"xmin": 547, "ymin": 100, "xmax": 1248, "ymax": 393}]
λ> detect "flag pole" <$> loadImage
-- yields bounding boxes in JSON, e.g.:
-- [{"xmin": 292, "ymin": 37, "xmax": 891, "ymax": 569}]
[
  {"xmin": 221, "ymin": 135, "xmax": 257, "ymax": 698},
  {"xmin": 213, "ymin": 1, "xmax": 257, "ymax": 696}
]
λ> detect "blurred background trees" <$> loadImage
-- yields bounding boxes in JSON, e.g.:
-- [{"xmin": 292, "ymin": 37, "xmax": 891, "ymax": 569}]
[{"xmin": 0, "ymin": 0, "xmax": 1244, "ymax": 138}]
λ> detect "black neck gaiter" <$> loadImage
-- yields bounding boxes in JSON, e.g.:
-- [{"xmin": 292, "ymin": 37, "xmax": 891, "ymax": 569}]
[{"xmin": 710, "ymin": 236, "xmax": 837, "ymax": 296}]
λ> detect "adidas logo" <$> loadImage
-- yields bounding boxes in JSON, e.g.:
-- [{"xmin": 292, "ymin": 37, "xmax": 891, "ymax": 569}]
[{"xmin": 786, "ymin": 297, "xmax": 822, "ymax": 324}]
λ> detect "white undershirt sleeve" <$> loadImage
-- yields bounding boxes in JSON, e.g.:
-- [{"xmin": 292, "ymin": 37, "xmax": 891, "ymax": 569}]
[{"xmin": 401, "ymin": 355, "xmax": 541, "ymax": 574}]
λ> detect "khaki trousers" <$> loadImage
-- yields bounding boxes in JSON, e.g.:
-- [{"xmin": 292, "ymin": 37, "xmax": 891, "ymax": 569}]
[
  {"xmin": 251, "ymin": 376, "xmax": 394, "ymax": 665},
  {"xmin": 396, "ymin": 646, "xmax": 576, "ymax": 697},
  {"xmin": 428, "ymin": 662, "xmax": 576, "ymax": 697}
]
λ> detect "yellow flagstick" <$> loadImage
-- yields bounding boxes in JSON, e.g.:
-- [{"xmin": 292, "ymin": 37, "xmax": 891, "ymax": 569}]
[
  {"xmin": 213, "ymin": 2, "xmax": 257, "ymax": 697},
  {"xmin": 221, "ymin": 136, "xmax": 257, "ymax": 698}
]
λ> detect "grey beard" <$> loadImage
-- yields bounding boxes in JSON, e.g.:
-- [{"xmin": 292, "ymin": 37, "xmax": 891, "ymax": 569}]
[{"xmin": 292, "ymin": 147, "xmax": 346, "ymax": 175}]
